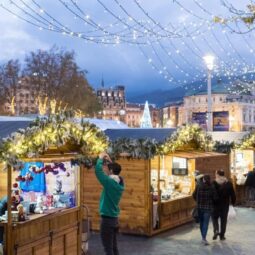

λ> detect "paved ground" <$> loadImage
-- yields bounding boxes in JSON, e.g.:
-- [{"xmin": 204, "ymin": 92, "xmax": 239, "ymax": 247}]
[{"xmin": 86, "ymin": 207, "xmax": 255, "ymax": 255}]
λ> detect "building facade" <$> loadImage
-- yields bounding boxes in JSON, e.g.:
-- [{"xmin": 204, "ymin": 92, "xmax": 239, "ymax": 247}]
[
  {"xmin": 97, "ymin": 85, "xmax": 126, "ymax": 122},
  {"xmin": 179, "ymin": 92, "xmax": 255, "ymax": 131},
  {"xmin": 125, "ymin": 103, "xmax": 141, "ymax": 127},
  {"xmin": 125, "ymin": 102, "xmax": 160, "ymax": 128},
  {"xmin": 160, "ymin": 101, "xmax": 182, "ymax": 128},
  {"xmin": 97, "ymin": 85, "xmax": 161, "ymax": 128},
  {"xmin": 4, "ymin": 77, "xmax": 38, "ymax": 115}
]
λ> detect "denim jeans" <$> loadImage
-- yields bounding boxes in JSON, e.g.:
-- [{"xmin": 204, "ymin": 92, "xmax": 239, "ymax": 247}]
[
  {"xmin": 100, "ymin": 216, "xmax": 119, "ymax": 255},
  {"xmin": 198, "ymin": 209, "xmax": 211, "ymax": 240}
]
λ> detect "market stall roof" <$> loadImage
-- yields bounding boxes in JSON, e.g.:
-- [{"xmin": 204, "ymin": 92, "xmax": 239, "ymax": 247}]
[
  {"xmin": 167, "ymin": 151, "xmax": 227, "ymax": 159},
  {"xmin": 0, "ymin": 116, "xmax": 128, "ymax": 139},
  {"xmin": 209, "ymin": 131, "xmax": 248, "ymax": 143},
  {"xmin": 104, "ymin": 128, "xmax": 176, "ymax": 142},
  {"xmin": 82, "ymin": 118, "xmax": 128, "ymax": 130},
  {"xmin": 0, "ymin": 121, "xmax": 32, "ymax": 139}
]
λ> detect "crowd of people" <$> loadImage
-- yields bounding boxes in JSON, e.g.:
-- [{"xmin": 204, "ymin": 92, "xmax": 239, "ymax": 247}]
[{"xmin": 193, "ymin": 170, "xmax": 236, "ymax": 245}]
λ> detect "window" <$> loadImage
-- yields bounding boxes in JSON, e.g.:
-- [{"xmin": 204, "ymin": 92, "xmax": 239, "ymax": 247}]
[{"xmin": 172, "ymin": 157, "xmax": 188, "ymax": 175}]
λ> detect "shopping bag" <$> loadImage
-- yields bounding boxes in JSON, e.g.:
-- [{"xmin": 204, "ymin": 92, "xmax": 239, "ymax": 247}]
[
  {"xmin": 191, "ymin": 207, "xmax": 199, "ymax": 223},
  {"xmin": 228, "ymin": 205, "xmax": 236, "ymax": 221}
]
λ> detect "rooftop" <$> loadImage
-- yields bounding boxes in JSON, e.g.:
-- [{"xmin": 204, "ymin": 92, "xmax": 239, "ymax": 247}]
[
  {"xmin": 0, "ymin": 116, "xmax": 128, "ymax": 139},
  {"xmin": 185, "ymin": 84, "xmax": 229, "ymax": 97},
  {"xmin": 104, "ymin": 128, "xmax": 176, "ymax": 142}
]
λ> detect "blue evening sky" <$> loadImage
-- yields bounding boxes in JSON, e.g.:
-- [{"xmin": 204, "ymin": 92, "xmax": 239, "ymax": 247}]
[{"xmin": 0, "ymin": 0, "xmax": 254, "ymax": 96}]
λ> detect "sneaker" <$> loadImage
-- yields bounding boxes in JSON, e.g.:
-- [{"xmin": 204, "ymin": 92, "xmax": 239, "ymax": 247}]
[
  {"xmin": 213, "ymin": 233, "xmax": 219, "ymax": 240},
  {"xmin": 220, "ymin": 236, "xmax": 226, "ymax": 241},
  {"xmin": 202, "ymin": 239, "xmax": 210, "ymax": 245}
]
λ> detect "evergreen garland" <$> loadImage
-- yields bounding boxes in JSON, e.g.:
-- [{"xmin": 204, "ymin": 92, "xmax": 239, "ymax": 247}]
[
  {"xmin": 108, "ymin": 138, "xmax": 158, "ymax": 160},
  {"xmin": 159, "ymin": 124, "xmax": 214, "ymax": 154},
  {"xmin": 213, "ymin": 141, "xmax": 234, "ymax": 154},
  {"xmin": 0, "ymin": 111, "xmax": 108, "ymax": 166},
  {"xmin": 238, "ymin": 132, "xmax": 255, "ymax": 150}
]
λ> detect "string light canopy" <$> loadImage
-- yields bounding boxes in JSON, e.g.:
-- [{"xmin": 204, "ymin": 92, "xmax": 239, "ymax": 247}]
[{"xmin": 0, "ymin": 0, "xmax": 254, "ymax": 91}]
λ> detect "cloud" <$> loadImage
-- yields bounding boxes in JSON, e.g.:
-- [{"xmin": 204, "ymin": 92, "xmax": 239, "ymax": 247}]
[{"xmin": 0, "ymin": 7, "xmax": 48, "ymax": 61}]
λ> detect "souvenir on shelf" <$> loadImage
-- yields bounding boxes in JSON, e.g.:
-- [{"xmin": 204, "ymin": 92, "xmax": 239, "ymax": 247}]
[
  {"xmin": 151, "ymin": 159, "xmax": 192, "ymax": 202},
  {"xmin": 10, "ymin": 161, "xmax": 79, "ymax": 217}
]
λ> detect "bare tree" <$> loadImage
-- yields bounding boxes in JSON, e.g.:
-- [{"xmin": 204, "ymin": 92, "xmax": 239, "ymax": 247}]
[
  {"xmin": 0, "ymin": 60, "xmax": 20, "ymax": 114},
  {"xmin": 23, "ymin": 46, "xmax": 101, "ymax": 115},
  {"xmin": 0, "ymin": 47, "xmax": 101, "ymax": 116}
]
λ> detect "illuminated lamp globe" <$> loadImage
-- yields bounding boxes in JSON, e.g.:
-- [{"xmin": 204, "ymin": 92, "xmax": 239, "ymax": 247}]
[{"xmin": 203, "ymin": 55, "xmax": 215, "ymax": 71}]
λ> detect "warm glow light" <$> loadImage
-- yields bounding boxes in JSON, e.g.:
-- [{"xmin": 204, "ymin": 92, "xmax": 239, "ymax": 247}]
[
  {"xmin": 203, "ymin": 55, "xmax": 215, "ymax": 71},
  {"xmin": 166, "ymin": 119, "xmax": 173, "ymax": 127}
]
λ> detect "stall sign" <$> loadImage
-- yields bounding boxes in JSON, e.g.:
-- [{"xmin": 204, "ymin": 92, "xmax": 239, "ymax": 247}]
[
  {"xmin": 172, "ymin": 157, "xmax": 188, "ymax": 175},
  {"xmin": 192, "ymin": 112, "xmax": 207, "ymax": 130},
  {"xmin": 213, "ymin": 111, "xmax": 229, "ymax": 131}
]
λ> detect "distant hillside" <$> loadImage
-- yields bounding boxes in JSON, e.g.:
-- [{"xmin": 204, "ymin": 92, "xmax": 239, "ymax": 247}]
[
  {"xmin": 127, "ymin": 73, "xmax": 255, "ymax": 107},
  {"xmin": 127, "ymin": 87, "xmax": 186, "ymax": 107}
]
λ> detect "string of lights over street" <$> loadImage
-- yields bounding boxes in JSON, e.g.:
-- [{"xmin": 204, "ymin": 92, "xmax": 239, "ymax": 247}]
[{"xmin": 1, "ymin": 0, "xmax": 255, "ymax": 93}]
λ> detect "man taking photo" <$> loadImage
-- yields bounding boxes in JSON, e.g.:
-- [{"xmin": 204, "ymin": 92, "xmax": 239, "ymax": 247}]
[{"xmin": 95, "ymin": 152, "xmax": 125, "ymax": 255}]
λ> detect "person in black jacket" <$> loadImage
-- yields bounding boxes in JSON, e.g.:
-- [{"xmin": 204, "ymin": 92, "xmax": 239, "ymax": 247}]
[
  {"xmin": 193, "ymin": 175, "xmax": 218, "ymax": 245},
  {"xmin": 212, "ymin": 170, "xmax": 236, "ymax": 241},
  {"xmin": 244, "ymin": 168, "xmax": 255, "ymax": 202}
]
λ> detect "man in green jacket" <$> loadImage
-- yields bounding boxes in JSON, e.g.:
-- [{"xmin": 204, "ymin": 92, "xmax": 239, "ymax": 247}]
[{"xmin": 95, "ymin": 152, "xmax": 124, "ymax": 255}]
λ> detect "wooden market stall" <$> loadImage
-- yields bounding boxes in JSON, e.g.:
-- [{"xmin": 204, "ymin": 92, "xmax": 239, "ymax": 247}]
[
  {"xmin": 230, "ymin": 132, "xmax": 255, "ymax": 204},
  {"xmin": 0, "ymin": 113, "xmax": 108, "ymax": 255},
  {"xmin": 210, "ymin": 131, "xmax": 251, "ymax": 205},
  {"xmin": 84, "ymin": 125, "xmax": 230, "ymax": 236}
]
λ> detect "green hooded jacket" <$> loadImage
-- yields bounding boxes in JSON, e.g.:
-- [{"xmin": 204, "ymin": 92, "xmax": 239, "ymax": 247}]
[{"xmin": 95, "ymin": 159, "xmax": 124, "ymax": 217}]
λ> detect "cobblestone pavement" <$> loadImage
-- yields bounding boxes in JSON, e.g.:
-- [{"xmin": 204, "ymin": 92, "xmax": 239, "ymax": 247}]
[{"xmin": 87, "ymin": 207, "xmax": 255, "ymax": 255}]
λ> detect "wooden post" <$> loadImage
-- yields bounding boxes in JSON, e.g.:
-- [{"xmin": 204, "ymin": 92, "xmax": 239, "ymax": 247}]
[
  {"xmin": 147, "ymin": 159, "xmax": 152, "ymax": 235},
  {"xmin": 157, "ymin": 156, "xmax": 161, "ymax": 229},
  {"xmin": 7, "ymin": 164, "xmax": 13, "ymax": 255},
  {"xmin": 77, "ymin": 164, "xmax": 83, "ymax": 255}
]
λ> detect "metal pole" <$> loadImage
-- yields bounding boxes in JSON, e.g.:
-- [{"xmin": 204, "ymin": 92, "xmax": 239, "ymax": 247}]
[{"xmin": 207, "ymin": 69, "xmax": 212, "ymax": 131}]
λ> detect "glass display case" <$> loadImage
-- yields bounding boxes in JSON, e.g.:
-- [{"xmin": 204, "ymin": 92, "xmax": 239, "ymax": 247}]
[
  {"xmin": 232, "ymin": 150, "xmax": 252, "ymax": 185},
  {"xmin": 151, "ymin": 156, "xmax": 192, "ymax": 201}
]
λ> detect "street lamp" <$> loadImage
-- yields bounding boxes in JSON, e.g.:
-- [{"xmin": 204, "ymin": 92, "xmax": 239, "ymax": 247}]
[{"xmin": 203, "ymin": 55, "xmax": 214, "ymax": 132}]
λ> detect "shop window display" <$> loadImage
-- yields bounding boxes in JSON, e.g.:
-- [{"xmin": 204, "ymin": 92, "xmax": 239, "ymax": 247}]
[
  {"xmin": 0, "ymin": 161, "xmax": 78, "ymax": 222},
  {"xmin": 151, "ymin": 157, "xmax": 192, "ymax": 201},
  {"xmin": 232, "ymin": 151, "xmax": 251, "ymax": 185}
]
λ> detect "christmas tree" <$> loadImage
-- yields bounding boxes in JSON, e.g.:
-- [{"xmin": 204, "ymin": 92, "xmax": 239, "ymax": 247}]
[{"xmin": 140, "ymin": 101, "xmax": 153, "ymax": 128}]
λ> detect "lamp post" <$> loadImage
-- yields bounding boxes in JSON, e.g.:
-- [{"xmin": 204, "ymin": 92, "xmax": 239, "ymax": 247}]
[{"xmin": 203, "ymin": 55, "xmax": 214, "ymax": 132}]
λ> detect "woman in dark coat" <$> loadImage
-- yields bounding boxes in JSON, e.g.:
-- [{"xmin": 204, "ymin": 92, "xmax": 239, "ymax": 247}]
[{"xmin": 193, "ymin": 175, "xmax": 218, "ymax": 245}]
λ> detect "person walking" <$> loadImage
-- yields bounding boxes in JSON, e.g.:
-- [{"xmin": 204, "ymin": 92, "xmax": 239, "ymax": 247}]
[
  {"xmin": 193, "ymin": 174, "xmax": 218, "ymax": 245},
  {"xmin": 212, "ymin": 170, "xmax": 236, "ymax": 241},
  {"xmin": 95, "ymin": 152, "xmax": 125, "ymax": 255},
  {"xmin": 244, "ymin": 167, "xmax": 255, "ymax": 203}
]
